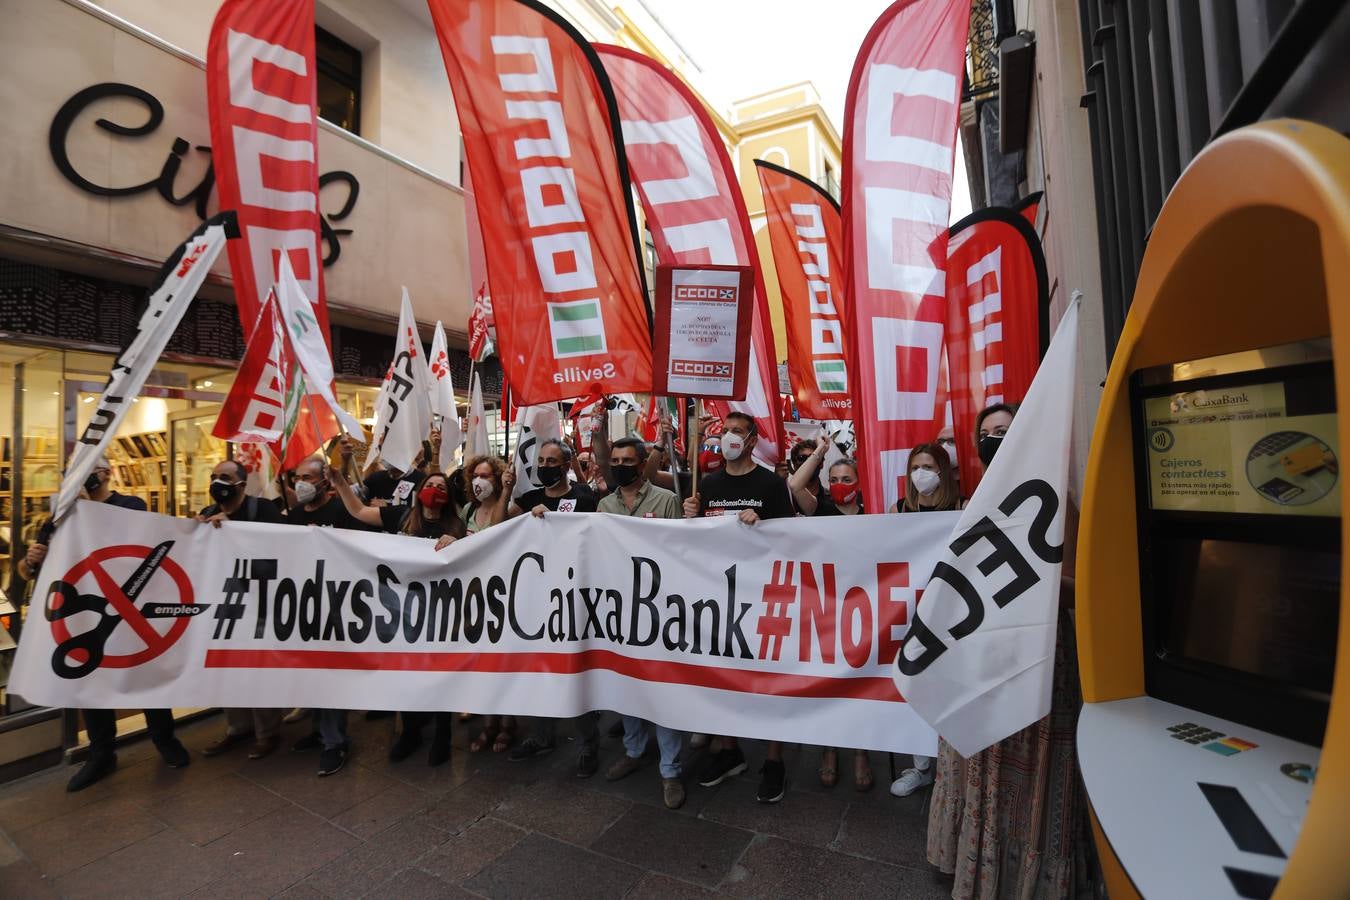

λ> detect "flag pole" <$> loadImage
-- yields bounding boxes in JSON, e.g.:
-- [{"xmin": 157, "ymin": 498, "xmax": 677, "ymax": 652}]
[{"xmin": 688, "ymin": 398, "xmax": 702, "ymax": 498}]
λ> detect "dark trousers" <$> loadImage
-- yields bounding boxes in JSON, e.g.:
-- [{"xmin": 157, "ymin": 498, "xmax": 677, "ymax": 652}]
[
  {"xmin": 83, "ymin": 708, "xmax": 175, "ymax": 758},
  {"xmin": 401, "ymin": 711, "xmax": 452, "ymax": 745}
]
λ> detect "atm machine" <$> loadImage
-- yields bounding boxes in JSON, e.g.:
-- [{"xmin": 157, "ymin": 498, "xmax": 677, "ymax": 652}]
[{"xmin": 1078, "ymin": 120, "xmax": 1350, "ymax": 899}]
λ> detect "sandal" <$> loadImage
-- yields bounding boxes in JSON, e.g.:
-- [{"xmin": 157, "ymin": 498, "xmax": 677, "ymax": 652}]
[
  {"xmin": 818, "ymin": 749, "xmax": 839, "ymax": 788},
  {"xmin": 854, "ymin": 753, "xmax": 874, "ymax": 792},
  {"xmin": 469, "ymin": 729, "xmax": 491, "ymax": 753},
  {"xmin": 491, "ymin": 728, "xmax": 514, "ymax": 753}
]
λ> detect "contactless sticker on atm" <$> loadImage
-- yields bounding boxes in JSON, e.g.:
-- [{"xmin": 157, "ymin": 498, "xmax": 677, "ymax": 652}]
[{"xmin": 1145, "ymin": 381, "xmax": 1339, "ymax": 516}]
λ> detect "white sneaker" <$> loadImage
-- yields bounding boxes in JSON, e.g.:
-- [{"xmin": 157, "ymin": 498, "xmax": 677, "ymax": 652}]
[
  {"xmin": 689, "ymin": 733, "xmax": 708, "ymax": 749},
  {"xmin": 890, "ymin": 766, "xmax": 934, "ymax": 797}
]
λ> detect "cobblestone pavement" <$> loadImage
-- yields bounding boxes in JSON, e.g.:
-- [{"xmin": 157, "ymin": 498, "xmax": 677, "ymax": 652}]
[{"xmin": 0, "ymin": 712, "xmax": 952, "ymax": 898}]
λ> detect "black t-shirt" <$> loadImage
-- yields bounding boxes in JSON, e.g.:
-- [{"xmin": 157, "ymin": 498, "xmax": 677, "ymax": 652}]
[
  {"xmin": 810, "ymin": 494, "xmax": 842, "ymax": 516},
  {"xmin": 697, "ymin": 466, "xmax": 794, "ymax": 519},
  {"xmin": 287, "ymin": 495, "xmax": 370, "ymax": 530},
  {"xmin": 363, "ymin": 469, "xmax": 425, "ymax": 506},
  {"xmin": 377, "ymin": 505, "xmax": 460, "ymax": 541},
  {"xmin": 105, "ymin": 491, "xmax": 148, "ymax": 512},
  {"xmin": 516, "ymin": 483, "xmax": 598, "ymax": 513},
  {"xmin": 198, "ymin": 494, "xmax": 286, "ymax": 524}
]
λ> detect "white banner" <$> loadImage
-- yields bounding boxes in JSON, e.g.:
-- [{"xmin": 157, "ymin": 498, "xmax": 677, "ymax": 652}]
[
  {"xmin": 428, "ymin": 320, "xmax": 462, "ymax": 474},
  {"xmin": 55, "ymin": 213, "xmax": 235, "ymax": 522},
  {"xmin": 12, "ymin": 502, "xmax": 953, "ymax": 754},
  {"xmin": 371, "ymin": 288, "xmax": 433, "ymax": 472},
  {"xmin": 466, "ymin": 371, "xmax": 489, "ymax": 460},
  {"xmin": 275, "ymin": 254, "xmax": 364, "ymax": 437},
  {"xmin": 511, "ymin": 404, "xmax": 562, "ymax": 500},
  {"xmin": 893, "ymin": 297, "xmax": 1080, "ymax": 757}
]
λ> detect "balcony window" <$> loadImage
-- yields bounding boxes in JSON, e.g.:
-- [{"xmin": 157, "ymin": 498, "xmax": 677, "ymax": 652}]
[{"xmin": 316, "ymin": 27, "xmax": 361, "ymax": 135}]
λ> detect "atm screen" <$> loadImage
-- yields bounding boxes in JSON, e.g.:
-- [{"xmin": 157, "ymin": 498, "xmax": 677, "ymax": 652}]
[{"xmin": 1157, "ymin": 537, "xmax": 1340, "ymax": 696}]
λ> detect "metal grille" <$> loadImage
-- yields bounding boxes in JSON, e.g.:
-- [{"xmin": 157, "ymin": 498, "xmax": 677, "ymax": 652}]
[
  {"xmin": 1076, "ymin": 0, "xmax": 1343, "ymax": 356},
  {"xmin": 966, "ymin": 0, "xmax": 1000, "ymax": 101}
]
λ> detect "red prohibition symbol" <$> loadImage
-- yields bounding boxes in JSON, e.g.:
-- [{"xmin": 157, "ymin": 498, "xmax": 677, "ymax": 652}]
[{"xmin": 47, "ymin": 544, "xmax": 194, "ymax": 677}]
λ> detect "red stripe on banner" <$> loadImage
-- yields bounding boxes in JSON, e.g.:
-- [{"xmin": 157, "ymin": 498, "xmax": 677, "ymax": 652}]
[{"xmin": 203, "ymin": 647, "xmax": 905, "ymax": 702}]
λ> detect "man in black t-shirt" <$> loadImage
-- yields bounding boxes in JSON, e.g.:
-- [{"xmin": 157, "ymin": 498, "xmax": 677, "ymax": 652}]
[
  {"xmin": 286, "ymin": 458, "xmax": 369, "ymax": 530},
  {"xmin": 682, "ymin": 411, "xmax": 793, "ymax": 804},
  {"xmin": 502, "ymin": 439, "xmax": 603, "ymax": 777},
  {"xmin": 20, "ymin": 456, "xmax": 192, "ymax": 793},
  {"xmin": 196, "ymin": 460, "xmax": 286, "ymax": 762},
  {"xmin": 509, "ymin": 438, "xmax": 600, "ymax": 516}
]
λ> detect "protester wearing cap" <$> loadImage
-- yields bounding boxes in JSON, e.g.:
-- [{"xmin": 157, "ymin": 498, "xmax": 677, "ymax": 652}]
[{"xmin": 196, "ymin": 459, "xmax": 287, "ymax": 761}]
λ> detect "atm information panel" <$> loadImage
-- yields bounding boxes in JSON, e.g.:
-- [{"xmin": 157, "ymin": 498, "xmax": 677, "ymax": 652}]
[{"xmin": 1131, "ymin": 342, "xmax": 1340, "ymax": 747}]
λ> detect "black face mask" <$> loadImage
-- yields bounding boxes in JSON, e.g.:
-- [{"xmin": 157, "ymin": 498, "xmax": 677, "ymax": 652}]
[
  {"xmin": 537, "ymin": 464, "xmax": 565, "ymax": 487},
  {"xmin": 84, "ymin": 472, "xmax": 104, "ymax": 493},
  {"xmin": 611, "ymin": 463, "xmax": 640, "ymax": 487},
  {"xmin": 209, "ymin": 478, "xmax": 241, "ymax": 503},
  {"xmin": 977, "ymin": 434, "xmax": 1003, "ymax": 468}
]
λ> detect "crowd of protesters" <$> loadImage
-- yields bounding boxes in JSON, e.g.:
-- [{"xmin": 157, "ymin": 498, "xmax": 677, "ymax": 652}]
[{"xmin": 18, "ymin": 399, "xmax": 1089, "ymax": 897}]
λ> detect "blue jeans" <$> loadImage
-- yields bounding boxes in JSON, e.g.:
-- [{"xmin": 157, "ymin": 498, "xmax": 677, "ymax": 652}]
[{"xmin": 621, "ymin": 716, "xmax": 682, "ymax": 779}]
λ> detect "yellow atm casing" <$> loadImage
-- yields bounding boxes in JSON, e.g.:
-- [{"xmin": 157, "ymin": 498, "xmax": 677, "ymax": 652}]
[{"xmin": 1079, "ymin": 119, "xmax": 1350, "ymax": 898}]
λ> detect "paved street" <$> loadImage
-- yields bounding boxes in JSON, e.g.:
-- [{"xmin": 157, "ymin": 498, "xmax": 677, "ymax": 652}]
[{"xmin": 0, "ymin": 713, "xmax": 950, "ymax": 898}]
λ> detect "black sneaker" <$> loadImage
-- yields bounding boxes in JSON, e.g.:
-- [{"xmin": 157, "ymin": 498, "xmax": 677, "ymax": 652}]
[
  {"xmin": 157, "ymin": 739, "xmax": 190, "ymax": 769},
  {"xmin": 291, "ymin": 732, "xmax": 322, "ymax": 753},
  {"xmin": 507, "ymin": 737, "xmax": 556, "ymax": 762},
  {"xmin": 576, "ymin": 748, "xmax": 599, "ymax": 778},
  {"xmin": 67, "ymin": 753, "xmax": 117, "ymax": 793},
  {"xmin": 756, "ymin": 760, "xmax": 786, "ymax": 803},
  {"xmin": 696, "ymin": 747, "xmax": 747, "ymax": 787},
  {"xmin": 388, "ymin": 729, "xmax": 423, "ymax": 763},
  {"xmin": 318, "ymin": 743, "xmax": 348, "ymax": 777}
]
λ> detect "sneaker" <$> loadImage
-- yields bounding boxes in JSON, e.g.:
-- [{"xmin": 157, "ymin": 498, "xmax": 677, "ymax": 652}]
[
  {"xmin": 696, "ymin": 747, "xmax": 747, "ymax": 787},
  {"xmin": 756, "ymin": 760, "xmax": 787, "ymax": 803},
  {"xmin": 890, "ymin": 766, "xmax": 934, "ymax": 797},
  {"xmin": 201, "ymin": 731, "xmax": 252, "ymax": 757},
  {"xmin": 605, "ymin": 754, "xmax": 644, "ymax": 782},
  {"xmin": 247, "ymin": 736, "xmax": 280, "ymax": 760},
  {"xmin": 662, "ymin": 777, "xmax": 686, "ymax": 810},
  {"xmin": 66, "ymin": 753, "xmax": 117, "ymax": 793},
  {"xmin": 507, "ymin": 737, "xmax": 556, "ymax": 762},
  {"xmin": 282, "ymin": 707, "xmax": 309, "ymax": 724},
  {"xmin": 291, "ymin": 733, "xmax": 322, "ymax": 752},
  {"xmin": 388, "ymin": 729, "xmax": 423, "ymax": 763},
  {"xmin": 576, "ymin": 748, "xmax": 599, "ymax": 778},
  {"xmin": 318, "ymin": 743, "xmax": 348, "ymax": 777},
  {"xmin": 157, "ymin": 739, "xmax": 190, "ymax": 769},
  {"xmin": 688, "ymin": 732, "xmax": 709, "ymax": 749}
]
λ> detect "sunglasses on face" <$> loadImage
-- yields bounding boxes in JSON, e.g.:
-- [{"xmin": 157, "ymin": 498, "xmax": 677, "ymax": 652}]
[{"xmin": 701, "ymin": 444, "xmax": 721, "ymax": 454}]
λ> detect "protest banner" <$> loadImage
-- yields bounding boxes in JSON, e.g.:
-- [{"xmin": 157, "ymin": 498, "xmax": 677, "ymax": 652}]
[
  {"xmin": 893, "ymin": 297, "xmax": 1079, "ymax": 756},
  {"xmin": 651, "ymin": 264, "xmax": 754, "ymax": 400},
  {"xmin": 12, "ymin": 502, "xmax": 952, "ymax": 754}
]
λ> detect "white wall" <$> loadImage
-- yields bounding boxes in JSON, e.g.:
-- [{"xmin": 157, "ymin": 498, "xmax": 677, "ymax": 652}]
[
  {"xmin": 86, "ymin": 0, "xmax": 460, "ymax": 181},
  {"xmin": 1020, "ymin": 0, "xmax": 1109, "ymax": 498}
]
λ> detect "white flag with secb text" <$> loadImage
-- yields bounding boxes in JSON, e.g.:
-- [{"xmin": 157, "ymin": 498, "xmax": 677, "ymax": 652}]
[
  {"xmin": 893, "ymin": 296, "xmax": 1080, "ymax": 757},
  {"xmin": 370, "ymin": 288, "xmax": 433, "ymax": 473},
  {"xmin": 274, "ymin": 253, "xmax": 364, "ymax": 438},
  {"xmin": 428, "ymin": 320, "xmax": 462, "ymax": 473}
]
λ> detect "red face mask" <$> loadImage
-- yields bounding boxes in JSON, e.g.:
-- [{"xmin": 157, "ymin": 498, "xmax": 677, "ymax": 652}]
[
  {"xmin": 698, "ymin": 450, "xmax": 723, "ymax": 474},
  {"xmin": 828, "ymin": 482, "xmax": 858, "ymax": 505},
  {"xmin": 418, "ymin": 484, "xmax": 448, "ymax": 510}
]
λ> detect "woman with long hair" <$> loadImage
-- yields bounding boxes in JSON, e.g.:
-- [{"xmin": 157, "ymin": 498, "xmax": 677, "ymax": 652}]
[
  {"xmin": 890, "ymin": 443, "xmax": 963, "ymax": 797},
  {"xmin": 810, "ymin": 458, "xmax": 876, "ymax": 791},
  {"xmin": 456, "ymin": 453, "xmax": 518, "ymax": 753},
  {"xmin": 332, "ymin": 444, "xmax": 465, "ymax": 765}
]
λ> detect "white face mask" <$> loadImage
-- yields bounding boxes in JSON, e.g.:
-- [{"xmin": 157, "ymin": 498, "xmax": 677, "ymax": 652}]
[
  {"xmin": 293, "ymin": 480, "xmax": 319, "ymax": 505},
  {"xmin": 910, "ymin": 467, "xmax": 941, "ymax": 496},
  {"xmin": 722, "ymin": 433, "xmax": 747, "ymax": 462},
  {"xmin": 471, "ymin": 476, "xmax": 495, "ymax": 501}
]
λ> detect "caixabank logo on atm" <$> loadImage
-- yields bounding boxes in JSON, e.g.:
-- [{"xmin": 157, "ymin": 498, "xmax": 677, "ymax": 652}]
[{"xmin": 45, "ymin": 541, "xmax": 207, "ymax": 679}]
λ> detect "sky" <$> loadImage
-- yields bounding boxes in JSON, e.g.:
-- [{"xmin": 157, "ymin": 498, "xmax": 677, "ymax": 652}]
[{"xmin": 643, "ymin": 0, "xmax": 971, "ymax": 223}]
